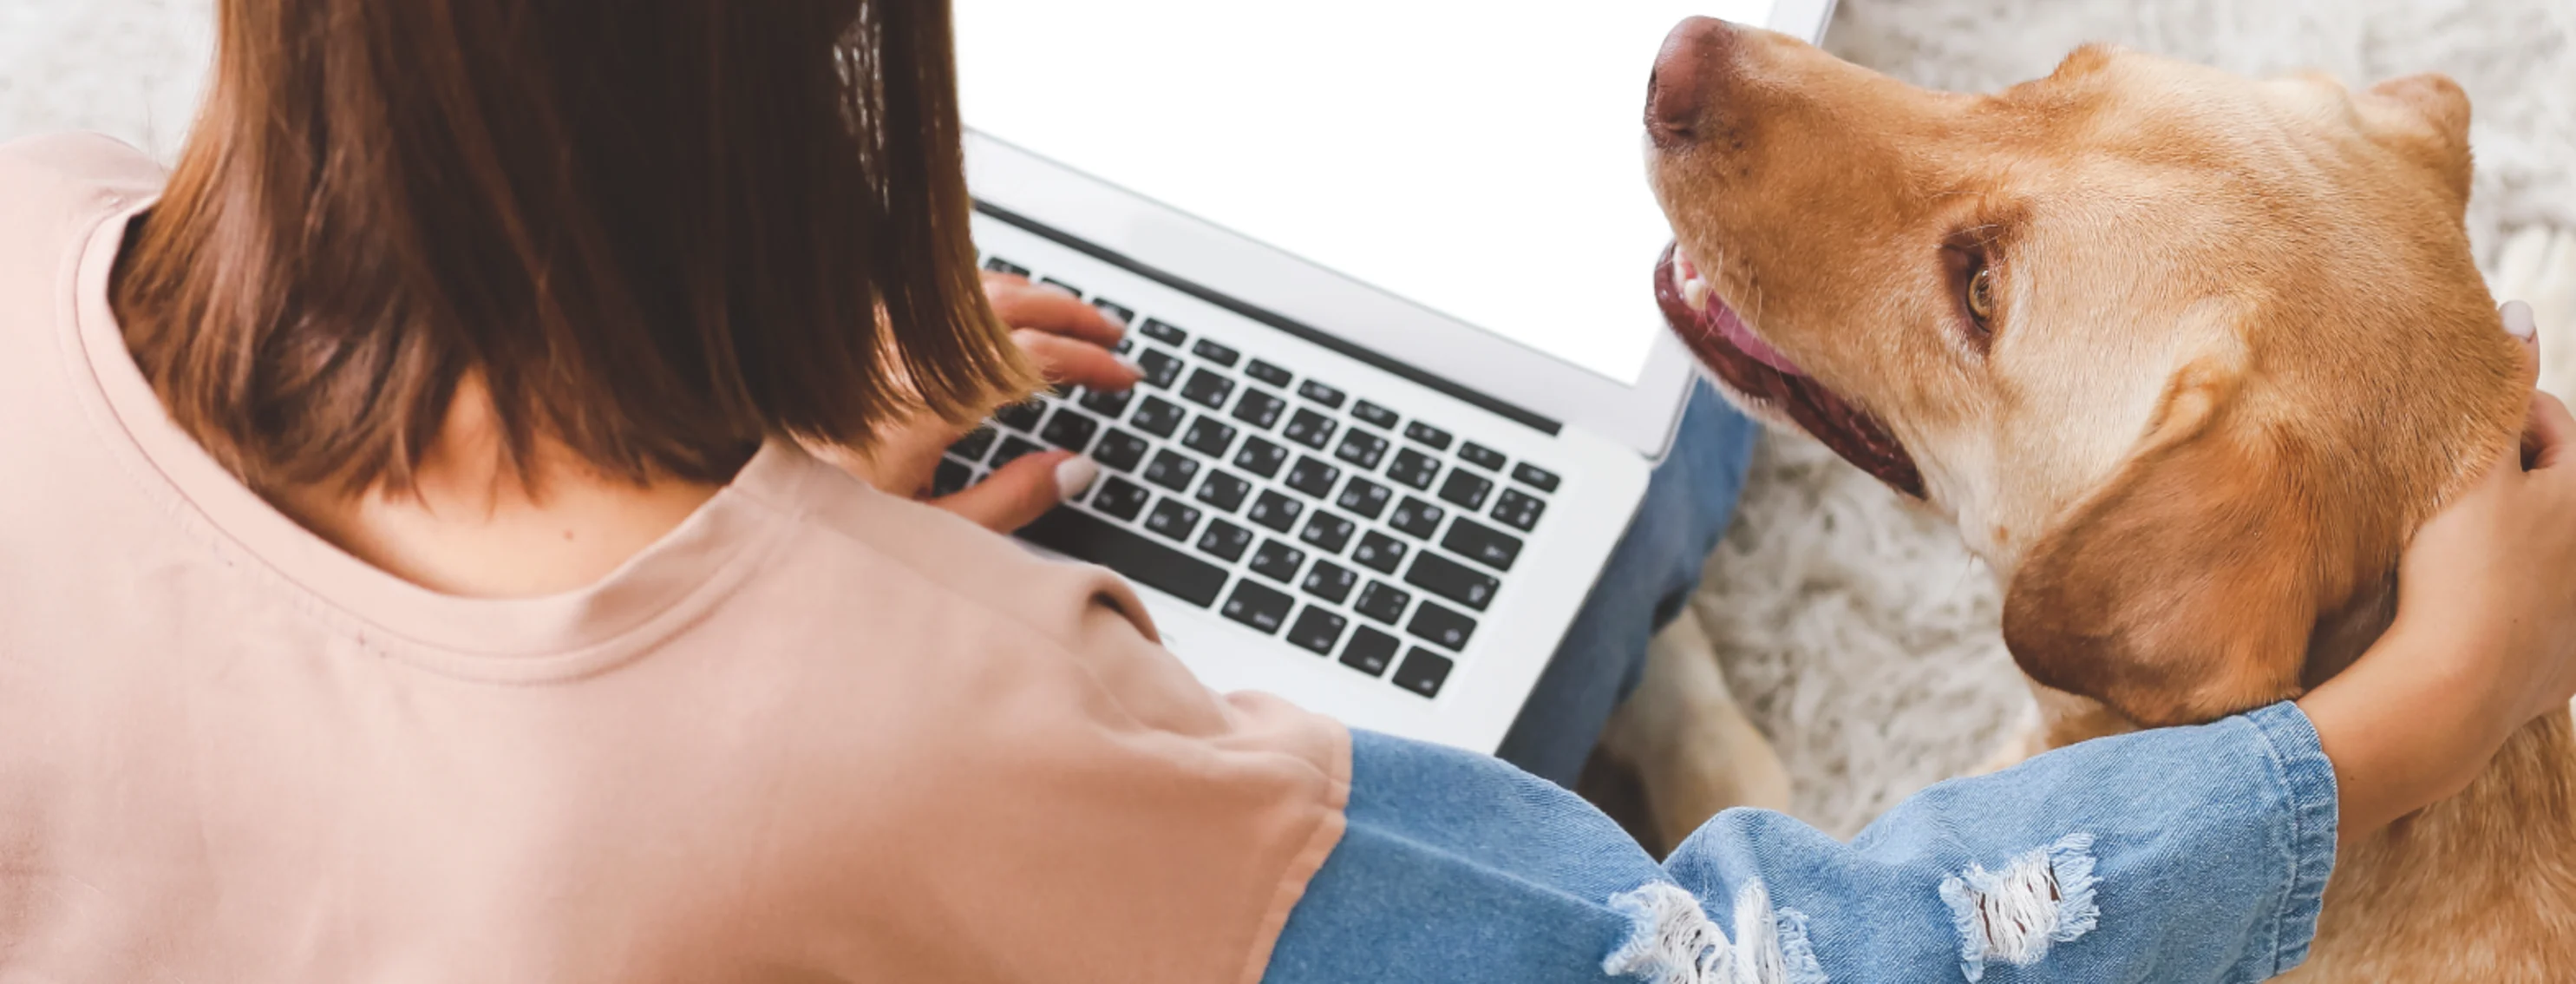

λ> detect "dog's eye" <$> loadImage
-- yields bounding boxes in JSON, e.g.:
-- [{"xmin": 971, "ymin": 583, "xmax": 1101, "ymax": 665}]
[{"xmin": 1965, "ymin": 262, "xmax": 1997, "ymax": 327}]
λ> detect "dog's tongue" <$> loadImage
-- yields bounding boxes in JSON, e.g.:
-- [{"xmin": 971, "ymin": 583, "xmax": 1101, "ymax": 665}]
[{"xmin": 1705, "ymin": 299, "xmax": 1803, "ymax": 376}]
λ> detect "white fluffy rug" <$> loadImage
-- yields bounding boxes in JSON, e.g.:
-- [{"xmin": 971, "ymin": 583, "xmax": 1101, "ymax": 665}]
[
  {"xmin": 1696, "ymin": 0, "xmax": 2576, "ymax": 837},
  {"xmin": 5, "ymin": 0, "xmax": 2571, "ymax": 839}
]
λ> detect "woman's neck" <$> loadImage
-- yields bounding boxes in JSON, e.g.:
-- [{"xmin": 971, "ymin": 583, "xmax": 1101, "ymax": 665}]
[{"xmin": 270, "ymin": 377, "xmax": 723, "ymax": 598}]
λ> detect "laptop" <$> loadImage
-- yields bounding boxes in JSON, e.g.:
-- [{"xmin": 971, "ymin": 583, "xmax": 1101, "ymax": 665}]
[{"xmin": 948, "ymin": 0, "xmax": 1832, "ymax": 753}]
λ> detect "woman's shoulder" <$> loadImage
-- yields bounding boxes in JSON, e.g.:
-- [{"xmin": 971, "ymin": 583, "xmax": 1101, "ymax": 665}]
[
  {"xmin": 0, "ymin": 133, "xmax": 163, "ymax": 228},
  {"xmin": 743, "ymin": 446, "xmax": 1177, "ymax": 662}
]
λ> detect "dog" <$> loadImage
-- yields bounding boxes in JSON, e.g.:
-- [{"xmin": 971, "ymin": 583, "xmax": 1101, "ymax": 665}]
[{"xmin": 1635, "ymin": 16, "xmax": 2576, "ymax": 980}]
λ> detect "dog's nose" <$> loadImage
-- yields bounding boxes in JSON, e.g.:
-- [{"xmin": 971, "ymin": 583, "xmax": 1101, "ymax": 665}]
[{"xmin": 1647, "ymin": 16, "xmax": 1742, "ymax": 149}]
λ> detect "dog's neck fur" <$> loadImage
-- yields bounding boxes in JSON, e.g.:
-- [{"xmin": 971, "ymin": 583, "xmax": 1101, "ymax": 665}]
[{"xmin": 2029, "ymin": 567, "xmax": 2576, "ymax": 981}]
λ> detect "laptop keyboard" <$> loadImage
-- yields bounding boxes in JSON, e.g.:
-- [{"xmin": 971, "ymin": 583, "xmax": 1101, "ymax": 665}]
[{"xmin": 944, "ymin": 253, "xmax": 1562, "ymax": 699}]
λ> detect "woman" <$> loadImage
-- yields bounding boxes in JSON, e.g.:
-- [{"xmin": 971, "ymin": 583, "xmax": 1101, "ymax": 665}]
[{"xmin": 3, "ymin": 1, "xmax": 2573, "ymax": 981}]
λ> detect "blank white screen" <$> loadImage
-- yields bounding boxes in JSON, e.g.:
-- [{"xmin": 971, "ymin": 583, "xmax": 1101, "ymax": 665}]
[{"xmin": 955, "ymin": 1, "xmax": 1775, "ymax": 385}]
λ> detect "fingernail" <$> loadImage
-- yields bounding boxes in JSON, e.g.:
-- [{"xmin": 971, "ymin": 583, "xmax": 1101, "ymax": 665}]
[
  {"xmin": 1039, "ymin": 281, "xmax": 1078, "ymax": 299},
  {"xmin": 1115, "ymin": 356, "xmax": 1145, "ymax": 377},
  {"xmin": 1054, "ymin": 456, "xmax": 1100, "ymax": 502},
  {"xmin": 2502, "ymin": 299, "xmax": 2537, "ymax": 341}
]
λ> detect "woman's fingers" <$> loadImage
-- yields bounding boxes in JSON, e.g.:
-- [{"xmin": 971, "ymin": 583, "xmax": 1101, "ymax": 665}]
[
  {"xmin": 983, "ymin": 272, "xmax": 1128, "ymax": 347},
  {"xmin": 2529, "ymin": 390, "xmax": 2575, "ymax": 472},
  {"xmin": 1016, "ymin": 330, "xmax": 1142, "ymax": 391},
  {"xmin": 2501, "ymin": 300, "xmax": 2543, "ymax": 469},
  {"xmin": 932, "ymin": 450, "xmax": 1100, "ymax": 533}
]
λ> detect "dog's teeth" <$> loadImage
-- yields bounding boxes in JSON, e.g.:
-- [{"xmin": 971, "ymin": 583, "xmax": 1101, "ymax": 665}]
[{"xmin": 1682, "ymin": 276, "xmax": 1711, "ymax": 312}]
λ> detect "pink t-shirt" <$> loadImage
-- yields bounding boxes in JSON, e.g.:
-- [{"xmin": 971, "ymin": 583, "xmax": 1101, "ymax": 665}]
[{"xmin": 0, "ymin": 134, "xmax": 1350, "ymax": 983}]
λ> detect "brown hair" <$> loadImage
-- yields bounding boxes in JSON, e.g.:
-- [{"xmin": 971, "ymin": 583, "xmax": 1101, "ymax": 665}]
[{"xmin": 111, "ymin": 0, "xmax": 1032, "ymax": 493}]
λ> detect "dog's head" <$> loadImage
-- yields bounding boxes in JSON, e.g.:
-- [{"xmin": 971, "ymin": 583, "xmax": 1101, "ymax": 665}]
[{"xmin": 1645, "ymin": 18, "xmax": 2525, "ymax": 726}]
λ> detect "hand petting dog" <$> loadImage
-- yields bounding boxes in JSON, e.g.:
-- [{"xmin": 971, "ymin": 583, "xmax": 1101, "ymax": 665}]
[{"xmin": 2298, "ymin": 300, "xmax": 2576, "ymax": 849}]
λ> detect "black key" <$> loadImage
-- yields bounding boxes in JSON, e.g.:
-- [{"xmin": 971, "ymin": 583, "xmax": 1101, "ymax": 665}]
[
  {"xmin": 1354, "ymin": 581, "xmax": 1411, "ymax": 626},
  {"xmin": 1282, "ymin": 408, "xmax": 1337, "ymax": 449},
  {"xmin": 1247, "ymin": 490, "xmax": 1304, "ymax": 533},
  {"xmin": 1141, "ymin": 449, "xmax": 1200, "ymax": 491},
  {"xmin": 1512, "ymin": 463, "xmax": 1561, "ymax": 493},
  {"xmin": 983, "ymin": 256, "xmax": 1030, "ymax": 276},
  {"xmin": 1300, "ymin": 560, "xmax": 1357, "ymax": 604},
  {"xmin": 1180, "ymin": 369, "xmax": 1236, "ymax": 409},
  {"xmin": 1144, "ymin": 498, "xmax": 1203, "ymax": 542},
  {"xmin": 991, "ymin": 436, "xmax": 1044, "ymax": 469},
  {"xmin": 1402, "ymin": 422, "xmax": 1455, "ymax": 450},
  {"xmin": 1406, "ymin": 600, "xmax": 1478, "ymax": 651},
  {"xmin": 1076, "ymin": 386, "xmax": 1134, "ymax": 418},
  {"xmin": 1140, "ymin": 318, "xmax": 1188, "ymax": 345},
  {"xmin": 1298, "ymin": 379, "xmax": 1347, "ymax": 409},
  {"xmin": 932, "ymin": 458, "xmax": 973, "ymax": 497},
  {"xmin": 1136, "ymin": 349, "xmax": 1184, "ymax": 390},
  {"xmin": 1351, "ymin": 530, "xmax": 1408, "ymax": 574},
  {"xmin": 995, "ymin": 400, "xmax": 1045, "ymax": 433},
  {"xmin": 1246, "ymin": 359, "xmax": 1294, "ymax": 388},
  {"xmin": 1089, "ymin": 476, "xmax": 1151, "ymax": 520},
  {"xmin": 1385, "ymin": 448, "xmax": 1441, "ymax": 490},
  {"xmin": 1459, "ymin": 442, "xmax": 1508, "ymax": 471},
  {"xmin": 1437, "ymin": 469, "xmax": 1494, "ymax": 511},
  {"xmin": 1181, "ymin": 417, "xmax": 1238, "ymax": 457},
  {"xmin": 1442, "ymin": 516, "xmax": 1524, "ymax": 572},
  {"xmin": 949, "ymin": 427, "xmax": 999, "ymax": 463},
  {"xmin": 1249, "ymin": 539, "xmax": 1306, "ymax": 583},
  {"xmin": 1333, "ymin": 430, "xmax": 1389, "ymax": 470},
  {"xmin": 1020, "ymin": 507, "xmax": 1225, "ymax": 607},
  {"xmin": 1195, "ymin": 469, "xmax": 1252, "ymax": 513},
  {"xmin": 1038, "ymin": 407, "xmax": 1100, "ymax": 451},
  {"xmin": 1335, "ymin": 477, "xmax": 1392, "ymax": 520},
  {"xmin": 1197, "ymin": 519, "xmax": 1253, "ymax": 562},
  {"xmin": 1391, "ymin": 649, "xmax": 1456, "ymax": 698},
  {"xmin": 1232, "ymin": 390, "xmax": 1287, "ymax": 430},
  {"xmin": 1286, "ymin": 607, "xmax": 1348, "ymax": 656},
  {"xmin": 1091, "ymin": 429, "xmax": 1150, "ymax": 472},
  {"xmin": 1191, "ymin": 338, "xmax": 1241, "ymax": 367},
  {"xmin": 1131, "ymin": 396, "xmax": 1187, "ymax": 437},
  {"xmin": 1115, "ymin": 337, "xmax": 1134, "ymax": 354},
  {"xmin": 1039, "ymin": 276, "xmax": 1083, "ymax": 297},
  {"xmin": 1298, "ymin": 511, "xmax": 1357, "ymax": 554},
  {"xmin": 1388, "ymin": 496, "xmax": 1447, "ymax": 540},
  {"xmin": 1351, "ymin": 400, "xmax": 1400, "ymax": 430},
  {"xmin": 1284, "ymin": 456, "xmax": 1342, "ymax": 499},
  {"xmin": 1492, "ymin": 488, "xmax": 1547, "ymax": 532},
  {"xmin": 1221, "ymin": 581, "xmax": 1295, "ymax": 634},
  {"xmin": 1340, "ymin": 626, "xmax": 1400, "ymax": 676},
  {"xmin": 1405, "ymin": 552, "xmax": 1499, "ymax": 610},
  {"xmin": 1092, "ymin": 298, "xmax": 1134, "ymax": 326},
  {"xmin": 1233, "ymin": 436, "xmax": 1289, "ymax": 479}
]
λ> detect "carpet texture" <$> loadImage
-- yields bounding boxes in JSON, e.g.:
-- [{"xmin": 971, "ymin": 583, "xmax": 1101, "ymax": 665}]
[{"xmin": 4, "ymin": 0, "xmax": 2570, "ymax": 840}]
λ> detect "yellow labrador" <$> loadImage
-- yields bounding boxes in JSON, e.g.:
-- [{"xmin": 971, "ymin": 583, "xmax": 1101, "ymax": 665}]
[{"xmin": 1639, "ymin": 17, "xmax": 2574, "ymax": 980}]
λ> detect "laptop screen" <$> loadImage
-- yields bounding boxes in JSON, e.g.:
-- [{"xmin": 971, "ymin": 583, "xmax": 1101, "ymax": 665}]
[{"xmin": 956, "ymin": 1, "xmax": 1780, "ymax": 387}]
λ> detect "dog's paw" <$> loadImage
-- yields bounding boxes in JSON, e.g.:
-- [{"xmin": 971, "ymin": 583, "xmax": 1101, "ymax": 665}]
[{"xmin": 2493, "ymin": 226, "xmax": 2576, "ymax": 403}]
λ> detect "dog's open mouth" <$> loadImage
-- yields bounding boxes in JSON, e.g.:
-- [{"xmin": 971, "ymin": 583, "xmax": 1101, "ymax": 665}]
[{"xmin": 1656, "ymin": 243, "xmax": 1925, "ymax": 498}]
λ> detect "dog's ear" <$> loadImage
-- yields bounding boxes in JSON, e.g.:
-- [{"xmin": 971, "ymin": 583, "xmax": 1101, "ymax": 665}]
[
  {"xmin": 2000, "ymin": 331, "xmax": 2320, "ymax": 727},
  {"xmin": 2367, "ymin": 72, "xmax": 2472, "ymax": 203}
]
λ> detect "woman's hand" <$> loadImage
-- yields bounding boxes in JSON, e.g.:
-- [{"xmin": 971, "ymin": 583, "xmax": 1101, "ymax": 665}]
[
  {"xmin": 831, "ymin": 274, "xmax": 1141, "ymax": 531},
  {"xmin": 2300, "ymin": 299, "xmax": 2576, "ymax": 847}
]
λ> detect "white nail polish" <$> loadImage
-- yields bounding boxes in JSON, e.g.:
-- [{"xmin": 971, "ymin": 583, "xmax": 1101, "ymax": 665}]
[
  {"xmin": 2502, "ymin": 299, "xmax": 2537, "ymax": 341},
  {"xmin": 1054, "ymin": 456, "xmax": 1101, "ymax": 501}
]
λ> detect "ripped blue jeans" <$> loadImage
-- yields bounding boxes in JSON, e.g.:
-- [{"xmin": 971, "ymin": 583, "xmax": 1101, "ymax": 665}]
[{"xmin": 1264, "ymin": 704, "xmax": 2335, "ymax": 983}]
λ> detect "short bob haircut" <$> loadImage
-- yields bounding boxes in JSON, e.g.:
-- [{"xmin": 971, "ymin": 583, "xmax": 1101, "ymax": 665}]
[{"xmin": 113, "ymin": 0, "xmax": 1032, "ymax": 494}]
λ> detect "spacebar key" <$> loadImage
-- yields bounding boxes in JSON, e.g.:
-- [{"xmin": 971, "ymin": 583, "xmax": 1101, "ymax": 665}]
[{"xmin": 1019, "ymin": 507, "xmax": 1227, "ymax": 608}]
